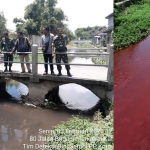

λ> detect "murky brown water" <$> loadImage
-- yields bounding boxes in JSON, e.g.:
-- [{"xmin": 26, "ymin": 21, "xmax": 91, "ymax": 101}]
[
  {"xmin": 0, "ymin": 101, "xmax": 74, "ymax": 150},
  {"xmin": 0, "ymin": 80, "xmax": 90, "ymax": 150}
]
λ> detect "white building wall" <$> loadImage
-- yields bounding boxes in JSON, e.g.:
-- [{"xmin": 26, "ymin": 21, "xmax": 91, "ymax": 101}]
[
  {"xmin": 31, "ymin": 35, "xmax": 42, "ymax": 47},
  {"xmin": 108, "ymin": 16, "xmax": 114, "ymax": 29}
]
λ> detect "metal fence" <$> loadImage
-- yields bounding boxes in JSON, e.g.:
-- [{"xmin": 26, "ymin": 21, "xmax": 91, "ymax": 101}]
[{"xmin": 0, "ymin": 44, "xmax": 113, "ymax": 82}]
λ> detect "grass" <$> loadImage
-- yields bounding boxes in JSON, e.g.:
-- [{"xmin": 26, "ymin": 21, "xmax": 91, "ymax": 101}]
[
  {"xmin": 92, "ymin": 58, "xmax": 106, "ymax": 65},
  {"xmin": 13, "ymin": 49, "xmax": 44, "ymax": 63},
  {"xmin": 114, "ymin": 1, "xmax": 150, "ymax": 50},
  {"xmin": 44, "ymin": 111, "xmax": 113, "ymax": 150}
]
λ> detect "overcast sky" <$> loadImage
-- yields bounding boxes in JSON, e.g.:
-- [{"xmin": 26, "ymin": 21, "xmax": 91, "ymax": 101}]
[{"xmin": 0, "ymin": 0, "xmax": 113, "ymax": 32}]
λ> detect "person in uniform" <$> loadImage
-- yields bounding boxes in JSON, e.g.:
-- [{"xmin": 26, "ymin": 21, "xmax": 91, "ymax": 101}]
[
  {"xmin": 0, "ymin": 32, "xmax": 15, "ymax": 72},
  {"xmin": 52, "ymin": 28, "xmax": 72, "ymax": 77}
]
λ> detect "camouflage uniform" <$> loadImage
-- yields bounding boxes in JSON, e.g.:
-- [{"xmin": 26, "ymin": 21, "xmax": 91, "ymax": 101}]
[
  {"xmin": 52, "ymin": 34, "xmax": 70, "ymax": 71},
  {"xmin": 1, "ymin": 38, "xmax": 15, "ymax": 67}
]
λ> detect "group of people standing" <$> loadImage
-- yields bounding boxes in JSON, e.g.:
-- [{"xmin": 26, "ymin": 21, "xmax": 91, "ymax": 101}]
[
  {"xmin": 0, "ymin": 31, "xmax": 31, "ymax": 73},
  {"xmin": 0, "ymin": 27, "xmax": 72, "ymax": 77}
]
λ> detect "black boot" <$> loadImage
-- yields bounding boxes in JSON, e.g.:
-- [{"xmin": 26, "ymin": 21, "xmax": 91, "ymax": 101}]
[
  {"xmin": 9, "ymin": 66, "xmax": 12, "ymax": 72},
  {"xmin": 4, "ymin": 66, "xmax": 8, "ymax": 72},
  {"xmin": 57, "ymin": 70, "xmax": 62, "ymax": 76},
  {"xmin": 67, "ymin": 69, "xmax": 72, "ymax": 77}
]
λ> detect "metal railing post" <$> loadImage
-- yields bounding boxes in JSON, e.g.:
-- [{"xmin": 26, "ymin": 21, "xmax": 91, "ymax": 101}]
[
  {"xmin": 107, "ymin": 44, "xmax": 113, "ymax": 82},
  {"xmin": 32, "ymin": 44, "xmax": 38, "ymax": 75}
]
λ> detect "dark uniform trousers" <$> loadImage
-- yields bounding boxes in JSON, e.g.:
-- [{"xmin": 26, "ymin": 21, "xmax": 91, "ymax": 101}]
[
  {"xmin": 56, "ymin": 50, "xmax": 70, "ymax": 71},
  {"xmin": 4, "ymin": 53, "xmax": 13, "ymax": 67},
  {"xmin": 43, "ymin": 53, "xmax": 54, "ymax": 73}
]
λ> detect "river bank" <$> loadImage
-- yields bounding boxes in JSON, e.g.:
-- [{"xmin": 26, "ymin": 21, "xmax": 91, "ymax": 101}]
[{"xmin": 114, "ymin": 1, "xmax": 150, "ymax": 50}]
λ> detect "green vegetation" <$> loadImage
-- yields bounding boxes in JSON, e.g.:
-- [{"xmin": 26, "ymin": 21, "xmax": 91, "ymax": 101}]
[
  {"xmin": 75, "ymin": 26, "xmax": 106, "ymax": 40},
  {"xmin": 0, "ymin": 12, "xmax": 7, "ymax": 39},
  {"xmin": 44, "ymin": 111, "xmax": 113, "ymax": 150},
  {"xmin": 114, "ymin": 0, "xmax": 150, "ymax": 50},
  {"xmin": 13, "ymin": 0, "xmax": 75, "ymax": 41},
  {"xmin": 92, "ymin": 58, "xmax": 106, "ymax": 65},
  {"xmin": 13, "ymin": 49, "xmax": 44, "ymax": 63},
  {"xmin": 6, "ymin": 79, "xmax": 20, "ymax": 87},
  {"xmin": 101, "ymin": 38, "xmax": 106, "ymax": 47},
  {"xmin": 67, "ymin": 41, "xmax": 76, "ymax": 48},
  {"xmin": 79, "ymin": 42, "xmax": 93, "ymax": 48}
]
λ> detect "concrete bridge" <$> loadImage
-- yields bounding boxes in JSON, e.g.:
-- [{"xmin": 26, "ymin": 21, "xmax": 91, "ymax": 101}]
[{"xmin": 0, "ymin": 45, "xmax": 113, "ymax": 101}]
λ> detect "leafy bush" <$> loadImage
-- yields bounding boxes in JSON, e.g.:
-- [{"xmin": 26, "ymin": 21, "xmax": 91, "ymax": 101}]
[
  {"xmin": 92, "ymin": 58, "xmax": 106, "ymax": 65},
  {"xmin": 114, "ymin": 2, "xmax": 150, "ymax": 50},
  {"xmin": 44, "ymin": 111, "xmax": 113, "ymax": 150}
]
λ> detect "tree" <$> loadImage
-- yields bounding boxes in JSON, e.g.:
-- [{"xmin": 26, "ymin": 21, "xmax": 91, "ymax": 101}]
[
  {"xmin": 101, "ymin": 38, "xmax": 106, "ymax": 47},
  {"xmin": 9, "ymin": 32, "xmax": 17, "ymax": 40},
  {"xmin": 13, "ymin": 0, "xmax": 73, "ymax": 37},
  {"xmin": 75, "ymin": 26, "xmax": 106, "ymax": 40},
  {"xmin": 13, "ymin": 17, "xmax": 27, "ymax": 35},
  {"xmin": 0, "ymin": 12, "xmax": 7, "ymax": 39},
  {"xmin": 63, "ymin": 27, "xmax": 76, "ymax": 41}
]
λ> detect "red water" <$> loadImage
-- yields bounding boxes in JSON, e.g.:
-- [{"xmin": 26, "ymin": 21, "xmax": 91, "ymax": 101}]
[{"xmin": 114, "ymin": 35, "xmax": 150, "ymax": 150}]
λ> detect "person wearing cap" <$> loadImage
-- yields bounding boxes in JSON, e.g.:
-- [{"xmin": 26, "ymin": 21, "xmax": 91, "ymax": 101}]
[
  {"xmin": 52, "ymin": 28, "xmax": 72, "ymax": 77},
  {"xmin": 12, "ymin": 31, "xmax": 32, "ymax": 73},
  {"xmin": 0, "ymin": 32, "xmax": 15, "ymax": 72}
]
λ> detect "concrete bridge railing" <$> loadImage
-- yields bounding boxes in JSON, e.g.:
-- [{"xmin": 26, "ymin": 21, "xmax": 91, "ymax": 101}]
[{"xmin": 30, "ymin": 44, "xmax": 113, "ymax": 82}]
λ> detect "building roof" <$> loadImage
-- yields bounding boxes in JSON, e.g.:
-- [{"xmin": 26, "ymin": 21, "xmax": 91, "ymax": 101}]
[
  {"xmin": 105, "ymin": 13, "xmax": 114, "ymax": 19},
  {"xmin": 102, "ymin": 28, "xmax": 113, "ymax": 33},
  {"xmin": 94, "ymin": 27, "xmax": 108, "ymax": 36},
  {"xmin": 94, "ymin": 33, "xmax": 107, "ymax": 37}
]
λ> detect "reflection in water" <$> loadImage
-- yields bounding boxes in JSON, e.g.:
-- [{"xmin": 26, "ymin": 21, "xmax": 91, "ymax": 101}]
[
  {"xmin": 6, "ymin": 80, "xmax": 28, "ymax": 100},
  {"xmin": 59, "ymin": 83, "xmax": 100, "ymax": 110},
  {"xmin": 0, "ymin": 102, "xmax": 74, "ymax": 150},
  {"xmin": 0, "ymin": 124, "xmax": 28, "ymax": 149}
]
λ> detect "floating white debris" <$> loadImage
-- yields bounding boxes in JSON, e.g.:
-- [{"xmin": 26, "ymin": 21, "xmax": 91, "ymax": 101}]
[
  {"xmin": 24, "ymin": 103, "xmax": 36, "ymax": 108},
  {"xmin": 59, "ymin": 83, "xmax": 100, "ymax": 110}
]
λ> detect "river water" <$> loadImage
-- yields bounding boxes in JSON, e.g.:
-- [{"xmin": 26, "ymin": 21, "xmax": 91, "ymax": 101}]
[
  {"xmin": 0, "ymin": 100, "xmax": 73, "ymax": 150},
  {"xmin": 0, "ymin": 79, "xmax": 96, "ymax": 150},
  {"xmin": 60, "ymin": 48, "xmax": 106, "ymax": 65},
  {"xmin": 114, "ymin": 35, "xmax": 150, "ymax": 150},
  {"xmin": 0, "ymin": 75, "xmax": 100, "ymax": 149},
  {"xmin": 0, "ymin": 83, "xmax": 77, "ymax": 150}
]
